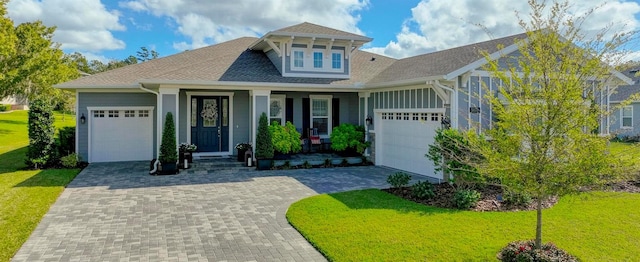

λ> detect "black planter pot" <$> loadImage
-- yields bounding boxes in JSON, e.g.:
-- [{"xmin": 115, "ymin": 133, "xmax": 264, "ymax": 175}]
[
  {"xmin": 159, "ymin": 162, "xmax": 179, "ymax": 175},
  {"xmin": 237, "ymin": 149, "xmax": 248, "ymax": 162},
  {"xmin": 256, "ymin": 159, "xmax": 272, "ymax": 170},
  {"xmin": 179, "ymin": 152, "xmax": 193, "ymax": 167}
]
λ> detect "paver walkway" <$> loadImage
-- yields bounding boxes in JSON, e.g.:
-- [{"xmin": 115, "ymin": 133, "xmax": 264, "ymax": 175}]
[{"xmin": 12, "ymin": 161, "xmax": 417, "ymax": 262}]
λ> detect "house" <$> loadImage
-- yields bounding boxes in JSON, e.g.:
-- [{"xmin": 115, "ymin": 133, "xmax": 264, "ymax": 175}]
[
  {"xmin": 1, "ymin": 95, "xmax": 29, "ymax": 110},
  {"xmin": 56, "ymin": 22, "xmax": 632, "ymax": 179},
  {"xmin": 609, "ymin": 67, "xmax": 640, "ymax": 137}
]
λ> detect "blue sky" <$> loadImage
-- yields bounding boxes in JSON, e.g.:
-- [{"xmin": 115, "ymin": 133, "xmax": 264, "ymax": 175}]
[{"xmin": 6, "ymin": 0, "xmax": 640, "ymax": 62}]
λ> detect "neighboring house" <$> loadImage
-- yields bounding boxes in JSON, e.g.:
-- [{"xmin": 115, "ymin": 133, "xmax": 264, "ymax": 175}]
[
  {"xmin": 55, "ymin": 22, "xmax": 632, "ymax": 179},
  {"xmin": 609, "ymin": 68, "xmax": 640, "ymax": 137},
  {"xmin": 1, "ymin": 95, "xmax": 29, "ymax": 110}
]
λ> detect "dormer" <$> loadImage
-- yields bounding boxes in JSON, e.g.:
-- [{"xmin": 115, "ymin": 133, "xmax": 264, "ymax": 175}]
[{"xmin": 249, "ymin": 22, "xmax": 372, "ymax": 79}]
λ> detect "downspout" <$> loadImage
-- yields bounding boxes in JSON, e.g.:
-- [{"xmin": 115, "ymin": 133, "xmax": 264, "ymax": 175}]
[
  {"xmin": 433, "ymin": 80, "xmax": 456, "ymax": 128},
  {"xmin": 139, "ymin": 84, "xmax": 161, "ymax": 172}
]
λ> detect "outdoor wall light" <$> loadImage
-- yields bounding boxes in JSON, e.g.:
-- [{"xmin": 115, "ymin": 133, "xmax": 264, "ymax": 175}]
[
  {"xmin": 80, "ymin": 113, "xmax": 86, "ymax": 124},
  {"xmin": 365, "ymin": 115, "xmax": 373, "ymax": 126}
]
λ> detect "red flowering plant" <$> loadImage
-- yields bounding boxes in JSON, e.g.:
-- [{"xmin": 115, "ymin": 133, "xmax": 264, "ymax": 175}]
[{"xmin": 498, "ymin": 240, "xmax": 577, "ymax": 262}]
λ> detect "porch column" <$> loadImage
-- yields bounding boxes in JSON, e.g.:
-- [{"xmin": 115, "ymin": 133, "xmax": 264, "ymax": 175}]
[
  {"xmin": 159, "ymin": 87, "xmax": 179, "ymax": 158},
  {"xmin": 358, "ymin": 92, "xmax": 371, "ymax": 156},
  {"xmin": 250, "ymin": 90, "xmax": 271, "ymax": 157}
]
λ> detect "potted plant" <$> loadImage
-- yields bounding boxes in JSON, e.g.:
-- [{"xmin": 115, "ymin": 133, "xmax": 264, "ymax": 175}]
[
  {"xmin": 255, "ymin": 112, "xmax": 274, "ymax": 170},
  {"xmin": 235, "ymin": 142, "xmax": 252, "ymax": 162},
  {"xmin": 330, "ymin": 123, "xmax": 370, "ymax": 157},
  {"xmin": 269, "ymin": 121, "xmax": 302, "ymax": 159},
  {"xmin": 158, "ymin": 112, "xmax": 179, "ymax": 175},
  {"xmin": 179, "ymin": 142, "xmax": 197, "ymax": 168}
]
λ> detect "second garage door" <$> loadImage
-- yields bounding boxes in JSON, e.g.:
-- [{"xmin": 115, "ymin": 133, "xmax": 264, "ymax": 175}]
[
  {"xmin": 89, "ymin": 108, "xmax": 153, "ymax": 163},
  {"xmin": 376, "ymin": 111, "xmax": 443, "ymax": 179}
]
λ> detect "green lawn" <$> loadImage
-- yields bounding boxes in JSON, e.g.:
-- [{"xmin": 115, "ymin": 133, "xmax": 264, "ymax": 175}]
[
  {"xmin": 287, "ymin": 189, "xmax": 640, "ymax": 261},
  {"xmin": 0, "ymin": 110, "xmax": 80, "ymax": 262}
]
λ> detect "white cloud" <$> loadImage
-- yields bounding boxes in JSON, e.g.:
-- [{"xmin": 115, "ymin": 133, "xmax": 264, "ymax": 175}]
[
  {"xmin": 7, "ymin": 0, "xmax": 126, "ymax": 52},
  {"xmin": 118, "ymin": 0, "xmax": 369, "ymax": 51},
  {"xmin": 364, "ymin": 0, "xmax": 640, "ymax": 59}
]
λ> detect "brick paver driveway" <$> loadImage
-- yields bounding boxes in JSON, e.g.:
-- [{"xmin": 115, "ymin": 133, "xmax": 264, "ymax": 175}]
[{"xmin": 12, "ymin": 162, "xmax": 404, "ymax": 262}]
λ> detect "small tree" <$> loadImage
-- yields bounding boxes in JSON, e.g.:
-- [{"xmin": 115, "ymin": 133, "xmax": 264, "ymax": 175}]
[
  {"xmin": 426, "ymin": 128, "xmax": 482, "ymax": 189},
  {"xmin": 26, "ymin": 98, "xmax": 55, "ymax": 169},
  {"xmin": 255, "ymin": 112, "xmax": 274, "ymax": 159},
  {"xmin": 158, "ymin": 112, "xmax": 177, "ymax": 164},
  {"xmin": 466, "ymin": 0, "xmax": 633, "ymax": 249},
  {"xmin": 330, "ymin": 123, "xmax": 369, "ymax": 154}
]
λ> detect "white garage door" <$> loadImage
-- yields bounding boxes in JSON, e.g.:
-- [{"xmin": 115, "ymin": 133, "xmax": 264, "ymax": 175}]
[
  {"xmin": 376, "ymin": 111, "xmax": 443, "ymax": 179},
  {"xmin": 89, "ymin": 108, "xmax": 153, "ymax": 162}
]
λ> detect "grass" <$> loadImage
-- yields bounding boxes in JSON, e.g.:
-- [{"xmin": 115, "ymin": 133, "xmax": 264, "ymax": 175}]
[
  {"xmin": 287, "ymin": 189, "xmax": 640, "ymax": 261},
  {"xmin": 0, "ymin": 110, "xmax": 80, "ymax": 262}
]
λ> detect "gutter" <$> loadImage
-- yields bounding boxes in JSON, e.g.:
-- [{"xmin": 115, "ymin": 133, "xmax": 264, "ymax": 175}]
[{"xmin": 138, "ymin": 84, "xmax": 160, "ymax": 159}]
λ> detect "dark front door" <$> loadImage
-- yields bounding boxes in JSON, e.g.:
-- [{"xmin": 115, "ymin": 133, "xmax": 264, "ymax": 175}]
[{"xmin": 191, "ymin": 96, "xmax": 230, "ymax": 152}]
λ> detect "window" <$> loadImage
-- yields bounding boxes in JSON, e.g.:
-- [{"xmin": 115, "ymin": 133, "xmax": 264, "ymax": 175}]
[
  {"xmin": 124, "ymin": 110, "xmax": 135, "ymax": 117},
  {"xmin": 313, "ymin": 52, "xmax": 323, "ymax": 68},
  {"xmin": 108, "ymin": 110, "xmax": 119, "ymax": 118},
  {"xmin": 310, "ymin": 95, "xmax": 332, "ymax": 136},
  {"xmin": 293, "ymin": 50, "xmax": 304, "ymax": 68},
  {"xmin": 93, "ymin": 110, "xmax": 105, "ymax": 118},
  {"xmin": 622, "ymin": 106, "xmax": 633, "ymax": 128},
  {"xmin": 331, "ymin": 52, "xmax": 341, "ymax": 69},
  {"xmin": 270, "ymin": 95, "xmax": 285, "ymax": 125},
  {"xmin": 290, "ymin": 48, "xmax": 344, "ymax": 72}
]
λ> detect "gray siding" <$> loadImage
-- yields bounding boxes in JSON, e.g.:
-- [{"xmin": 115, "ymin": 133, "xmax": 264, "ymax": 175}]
[
  {"xmin": 77, "ymin": 92, "xmax": 157, "ymax": 162},
  {"xmin": 162, "ymin": 94, "xmax": 176, "ymax": 128},
  {"xmin": 610, "ymin": 102, "xmax": 640, "ymax": 137},
  {"xmin": 283, "ymin": 45, "xmax": 349, "ymax": 77}
]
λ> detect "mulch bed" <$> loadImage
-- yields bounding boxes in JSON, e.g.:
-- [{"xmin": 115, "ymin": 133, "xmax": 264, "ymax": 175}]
[{"xmin": 383, "ymin": 180, "xmax": 640, "ymax": 212}]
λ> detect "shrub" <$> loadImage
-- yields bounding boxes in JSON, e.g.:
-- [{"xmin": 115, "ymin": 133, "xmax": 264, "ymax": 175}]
[
  {"xmin": 427, "ymin": 128, "xmax": 483, "ymax": 188},
  {"xmin": 57, "ymin": 126, "xmax": 75, "ymax": 156},
  {"xmin": 330, "ymin": 123, "xmax": 369, "ymax": 154},
  {"xmin": 503, "ymin": 190, "xmax": 533, "ymax": 207},
  {"xmin": 387, "ymin": 172, "xmax": 411, "ymax": 189},
  {"xmin": 0, "ymin": 104, "xmax": 9, "ymax": 112},
  {"xmin": 60, "ymin": 153, "xmax": 79, "ymax": 168},
  {"xmin": 269, "ymin": 121, "xmax": 301, "ymax": 154},
  {"xmin": 498, "ymin": 240, "xmax": 577, "ymax": 262},
  {"xmin": 26, "ymin": 99, "xmax": 55, "ymax": 169},
  {"xmin": 255, "ymin": 112, "xmax": 274, "ymax": 159},
  {"xmin": 412, "ymin": 181, "xmax": 435, "ymax": 200},
  {"xmin": 453, "ymin": 189, "xmax": 481, "ymax": 209},
  {"xmin": 158, "ymin": 112, "xmax": 178, "ymax": 164}
]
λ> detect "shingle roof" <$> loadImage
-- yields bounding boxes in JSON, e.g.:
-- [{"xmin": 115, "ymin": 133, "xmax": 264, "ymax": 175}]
[
  {"xmin": 270, "ymin": 22, "xmax": 369, "ymax": 40},
  {"xmin": 59, "ymin": 37, "xmax": 396, "ymax": 87},
  {"xmin": 611, "ymin": 84, "xmax": 640, "ymax": 101},
  {"xmin": 368, "ymin": 33, "xmax": 528, "ymax": 84}
]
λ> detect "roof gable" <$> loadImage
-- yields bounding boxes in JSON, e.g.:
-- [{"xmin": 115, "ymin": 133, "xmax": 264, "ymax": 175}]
[{"xmin": 270, "ymin": 22, "xmax": 369, "ymax": 40}]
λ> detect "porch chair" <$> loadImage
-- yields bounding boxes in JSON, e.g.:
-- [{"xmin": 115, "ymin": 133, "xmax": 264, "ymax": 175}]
[{"xmin": 308, "ymin": 128, "xmax": 322, "ymax": 153}]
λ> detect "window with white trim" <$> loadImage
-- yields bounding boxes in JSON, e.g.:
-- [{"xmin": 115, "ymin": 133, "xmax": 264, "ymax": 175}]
[
  {"xmin": 108, "ymin": 110, "xmax": 119, "ymax": 118},
  {"xmin": 622, "ymin": 106, "xmax": 633, "ymax": 128},
  {"xmin": 310, "ymin": 95, "xmax": 332, "ymax": 136},
  {"xmin": 290, "ymin": 48, "xmax": 344, "ymax": 72},
  {"xmin": 331, "ymin": 53, "xmax": 341, "ymax": 69},
  {"xmin": 93, "ymin": 110, "xmax": 105, "ymax": 118},
  {"xmin": 124, "ymin": 110, "xmax": 135, "ymax": 117},
  {"xmin": 293, "ymin": 50, "xmax": 304, "ymax": 68},
  {"xmin": 270, "ymin": 95, "xmax": 286, "ymax": 125},
  {"xmin": 313, "ymin": 51, "xmax": 323, "ymax": 68}
]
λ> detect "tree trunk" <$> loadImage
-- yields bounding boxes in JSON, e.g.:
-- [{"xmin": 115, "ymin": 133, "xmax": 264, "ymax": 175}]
[{"xmin": 535, "ymin": 197, "xmax": 543, "ymax": 249}]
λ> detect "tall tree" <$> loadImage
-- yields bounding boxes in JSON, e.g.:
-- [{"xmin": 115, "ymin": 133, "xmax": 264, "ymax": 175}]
[
  {"xmin": 136, "ymin": 46, "xmax": 159, "ymax": 62},
  {"xmin": 0, "ymin": 3, "xmax": 78, "ymax": 101},
  {"xmin": 464, "ymin": 0, "xmax": 634, "ymax": 249}
]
